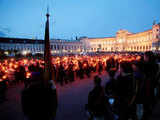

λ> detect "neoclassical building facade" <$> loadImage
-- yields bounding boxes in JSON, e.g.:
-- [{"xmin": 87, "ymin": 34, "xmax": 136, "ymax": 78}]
[
  {"xmin": 82, "ymin": 23, "xmax": 160, "ymax": 52},
  {"xmin": 0, "ymin": 23, "xmax": 160, "ymax": 55},
  {"xmin": 0, "ymin": 37, "xmax": 83, "ymax": 55}
]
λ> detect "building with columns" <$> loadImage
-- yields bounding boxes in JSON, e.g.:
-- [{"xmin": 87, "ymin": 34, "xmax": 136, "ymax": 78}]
[
  {"xmin": 82, "ymin": 22, "xmax": 160, "ymax": 53},
  {"xmin": 50, "ymin": 39, "xmax": 83, "ymax": 54},
  {"xmin": 0, "ymin": 37, "xmax": 84, "ymax": 55},
  {"xmin": 0, "ymin": 22, "xmax": 160, "ymax": 55}
]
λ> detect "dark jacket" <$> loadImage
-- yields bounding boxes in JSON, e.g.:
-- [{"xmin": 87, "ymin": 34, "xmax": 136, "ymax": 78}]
[
  {"xmin": 88, "ymin": 86, "xmax": 106, "ymax": 116},
  {"xmin": 133, "ymin": 71, "xmax": 145, "ymax": 104},
  {"xmin": 142, "ymin": 61, "xmax": 159, "ymax": 103},
  {"xmin": 115, "ymin": 73, "xmax": 135, "ymax": 103},
  {"xmin": 21, "ymin": 83, "xmax": 58, "ymax": 120},
  {"xmin": 105, "ymin": 78, "xmax": 116, "ymax": 96}
]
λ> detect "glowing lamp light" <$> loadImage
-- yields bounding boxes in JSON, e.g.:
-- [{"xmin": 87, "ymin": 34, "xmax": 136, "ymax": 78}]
[
  {"xmin": 2, "ymin": 66, "xmax": 5, "ymax": 71},
  {"xmin": 4, "ymin": 60, "xmax": 8, "ymax": 64},
  {"xmin": 2, "ymin": 75, "xmax": 7, "ymax": 80},
  {"xmin": 83, "ymin": 63, "xmax": 87, "ymax": 68},
  {"xmin": 73, "ymin": 66, "xmax": 78, "ymax": 71},
  {"xmin": 11, "ymin": 58, "xmax": 14, "ymax": 62},
  {"xmin": 136, "ymin": 56, "xmax": 141, "ymax": 60},
  {"xmin": 14, "ymin": 65, "xmax": 18, "ymax": 69},
  {"xmin": 23, "ymin": 59, "xmax": 28, "ymax": 64},
  {"xmin": 22, "ymin": 51, "xmax": 28, "ymax": 55},
  {"xmin": 4, "ymin": 51, "xmax": 9, "ymax": 55},
  {"xmin": 63, "ymin": 57, "xmax": 67, "ymax": 61},
  {"xmin": 9, "ymin": 63, "xmax": 13, "ymax": 67},
  {"xmin": 26, "ymin": 72, "xmax": 31, "ymax": 79}
]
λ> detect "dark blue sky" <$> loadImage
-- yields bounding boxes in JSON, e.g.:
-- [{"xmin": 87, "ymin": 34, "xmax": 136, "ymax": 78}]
[{"xmin": 0, "ymin": 0, "xmax": 160, "ymax": 39}]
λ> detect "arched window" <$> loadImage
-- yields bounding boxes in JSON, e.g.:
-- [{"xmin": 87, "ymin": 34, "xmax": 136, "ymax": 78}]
[
  {"xmin": 54, "ymin": 45, "xmax": 56, "ymax": 50},
  {"xmin": 146, "ymin": 46, "xmax": 148, "ymax": 50},
  {"xmin": 143, "ymin": 46, "xmax": 145, "ymax": 49},
  {"xmin": 140, "ymin": 46, "xmax": 142, "ymax": 50},
  {"xmin": 50, "ymin": 45, "xmax": 53, "ymax": 49},
  {"xmin": 65, "ymin": 46, "xmax": 67, "ymax": 50}
]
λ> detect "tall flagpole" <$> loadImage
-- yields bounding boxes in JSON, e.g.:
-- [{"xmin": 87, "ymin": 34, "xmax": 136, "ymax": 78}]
[{"xmin": 44, "ymin": 8, "xmax": 53, "ymax": 87}]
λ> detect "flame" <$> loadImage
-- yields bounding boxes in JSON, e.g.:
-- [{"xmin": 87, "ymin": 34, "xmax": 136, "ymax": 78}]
[
  {"xmin": 11, "ymin": 58, "xmax": 14, "ymax": 62},
  {"xmin": 26, "ymin": 72, "xmax": 31, "ymax": 78},
  {"xmin": 23, "ymin": 59, "xmax": 28, "ymax": 64},
  {"xmin": 14, "ymin": 65, "xmax": 18, "ymax": 69},
  {"xmin": 2, "ymin": 75, "xmax": 7, "ymax": 80},
  {"xmin": 9, "ymin": 63, "xmax": 13, "ymax": 67}
]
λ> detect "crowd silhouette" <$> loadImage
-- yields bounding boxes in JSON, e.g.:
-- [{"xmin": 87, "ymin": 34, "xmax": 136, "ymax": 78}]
[{"xmin": 0, "ymin": 52, "xmax": 160, "ymax": 120}]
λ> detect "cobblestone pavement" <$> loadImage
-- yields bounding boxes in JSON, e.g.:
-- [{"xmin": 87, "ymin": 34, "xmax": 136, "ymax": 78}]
[
  {"xmin": 0, "ymin": 72, "xmax": 108, "ymax": 120},
  {"xmin": 0, "ymin": 71, "xmax": 160, "ymax": 120}
]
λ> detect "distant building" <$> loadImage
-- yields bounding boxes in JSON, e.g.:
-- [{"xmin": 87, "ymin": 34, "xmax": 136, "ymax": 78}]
[
  {"xmin": 0, "ymin": 22, "xmax": 160, "ymax": 54},
  {"xmin": 0, "ymin": 37, "xmax": 84, "ymax": 55},
  {"xmin": 81, "ymin": 22, "xmax": 160, "ymax": 52}
]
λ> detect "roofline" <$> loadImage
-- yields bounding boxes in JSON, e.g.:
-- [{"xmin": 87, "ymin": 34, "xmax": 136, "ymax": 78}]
[
  {"xmin": 87, "ymin": 37, "xmax": 115, "ymax": 39},
  {"xmin": 0, "ymin": 37, "xmax": 76, "ymax": 41},
  {"xmin": 0, "ymin": 37, "xmax": 82, "ymax": 44},
  {"xmin": 128, "ymin": 29, "xmax": 152, "ymax": 36},
  {"xmin": 85, "ymin": 28, "xmax": 153, "ymax": 39},
  {"xmin": 0, "ymin": 37, "xmax": 43, "ymax": 41}
]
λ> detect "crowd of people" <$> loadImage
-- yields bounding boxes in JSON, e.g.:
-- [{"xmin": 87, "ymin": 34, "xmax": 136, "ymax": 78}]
[
  {"xmin": 0, "ymin": 53, "xmax": 144, "ymax": 87},
  {"xmin": 1, "ymin": 52, "xmax": 160, "ymax": 120},
  {"xmin": 87, "ymin": 51, "xmax": 160, "ymax": 120}
]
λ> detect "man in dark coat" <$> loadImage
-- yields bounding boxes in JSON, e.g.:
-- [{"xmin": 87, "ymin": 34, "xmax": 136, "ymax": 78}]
[
  {"xmin": 0, "ymin": 79, "xmax": 7, "ymax": 102},
  {"xmin": 141, "ymin": 51, "xmax": 159, "ymax": 119},
  {"xmin": 105, "ymin": 69, "xmax": 116, "ymax": 96},
  {"xmin": 21, "ymin": 72, "xmax": 58, "ymax": 120},
  {"xmin": 88, "ymin": 75, "xmax": 113, "ymax": 120},
  {"xmin": 115, "ymin": 62, "xmax": 135, "ymax": 120}
]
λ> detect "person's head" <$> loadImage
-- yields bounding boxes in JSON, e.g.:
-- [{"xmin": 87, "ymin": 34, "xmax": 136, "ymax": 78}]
[
  {"xmin": 30, "ymin": 72, "xmax": 43, "ymax": 87},
  {"xmin": 132, "ymin": 61, "xmax": 140, "ymax": 72},
  {"xmin": 144, "ymin": 51, "xmax": 154, "ymax": 62},
  {"xmin": 28, "ymin": 65, "xmax": 36, "ymax": 72},
  {"xmin": 108, "ymin": 69, "xmax": 116, "ymax": 78},
  {"xmin": 119, "ymin": 61, "xmax": 132, "ymax": 74},
  {"xmin": 94, "ymin": 75, "xmax": 101, "ymax": 86}
]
